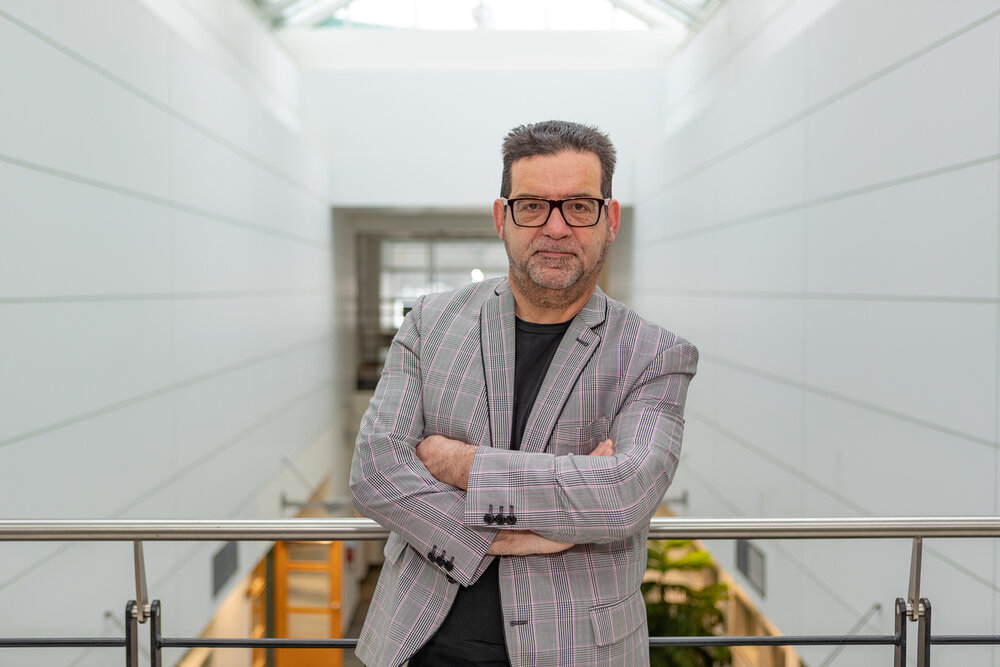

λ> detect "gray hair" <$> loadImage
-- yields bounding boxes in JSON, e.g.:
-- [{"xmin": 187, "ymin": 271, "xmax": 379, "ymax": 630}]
[{"xmin": 500, "ymin": 120, "xmax": 617, "ymax": 198}]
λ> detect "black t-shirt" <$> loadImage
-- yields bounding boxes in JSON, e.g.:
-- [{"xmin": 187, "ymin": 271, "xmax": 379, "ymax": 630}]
[{"xmin": 409, "ymin": 317, "xmax": 572, "ymax": 666}]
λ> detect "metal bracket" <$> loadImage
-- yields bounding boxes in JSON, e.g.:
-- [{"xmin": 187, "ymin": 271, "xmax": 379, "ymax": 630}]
[
  {"xmin": 917, "ymin": 597, "xmax": 932, "ymax": 667},
  {"xmin": 131, "ymin": 541, "xmax": 151, "ymax": 623},
  {"xmin": 906, "ymin": 537, "xmax": 925, "ymax": 621},
  {"xmin": 894, "ymin": 598, "xmax": 907, "ymax": 667}
]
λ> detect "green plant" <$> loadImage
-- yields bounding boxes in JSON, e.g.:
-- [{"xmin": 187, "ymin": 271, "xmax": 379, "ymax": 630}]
[{"xmin": 643, "ymin": 539, "xmax": 732, "ymax": 667}]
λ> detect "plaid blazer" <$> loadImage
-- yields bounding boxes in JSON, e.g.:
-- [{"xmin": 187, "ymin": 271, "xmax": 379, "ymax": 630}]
[{"xmin": 350, "ymin": 277, "xmax": 697, "ymax": 667}]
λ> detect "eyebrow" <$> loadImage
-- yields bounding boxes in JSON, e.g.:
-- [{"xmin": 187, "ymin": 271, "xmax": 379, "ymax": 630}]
[{"xmin": 511, "ymin": 193, "xmax": 600, "ymax": 199}]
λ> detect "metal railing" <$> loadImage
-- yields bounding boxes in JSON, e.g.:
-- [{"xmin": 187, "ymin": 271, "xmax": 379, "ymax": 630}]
[{"xmin": 3, "ymin": 516, "xmax": 1000, "ymax": 666}]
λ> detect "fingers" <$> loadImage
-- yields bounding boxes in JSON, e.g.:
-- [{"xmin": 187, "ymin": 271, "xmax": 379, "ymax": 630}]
[{"xmin": 588, "ymin": 439, "xmax": 615, "ymax": 457}]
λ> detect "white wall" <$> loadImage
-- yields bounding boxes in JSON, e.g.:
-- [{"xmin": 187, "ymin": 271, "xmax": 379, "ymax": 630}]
[
  {"xmin": 631, "ymin": 0, "xmax": 1000, "ymax": 664},
  {"xmin": 0, "ymin": 1, "xmax": 340, "ymax": 664},
  {"xmin": 298, "ymin": 67, "xmax": 661, "ymax": 207}
]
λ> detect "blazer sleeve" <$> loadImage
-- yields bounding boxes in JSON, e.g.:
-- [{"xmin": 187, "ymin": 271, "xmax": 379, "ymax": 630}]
[
  {"xmin": 350, "ymin": 296, "xmax": 496, "ymax": 586},
  {"xmin": 462, "ymin": 339, "xmax": 697, "ymax": 544}
]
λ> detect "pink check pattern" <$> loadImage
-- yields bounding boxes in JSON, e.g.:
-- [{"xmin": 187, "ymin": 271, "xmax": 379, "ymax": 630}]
[{"xmin": 351, "ymin": 278, "xmax": 697, "ymax": 666}]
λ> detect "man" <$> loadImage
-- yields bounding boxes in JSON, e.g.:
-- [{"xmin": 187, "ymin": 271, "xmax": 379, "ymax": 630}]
[{"xmin": 350, "ymin": 120, "xmax": 697, "ymax": 666}]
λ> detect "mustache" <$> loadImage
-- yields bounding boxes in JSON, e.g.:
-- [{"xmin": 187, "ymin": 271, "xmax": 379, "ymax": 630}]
[{"xmin": 529, "ymin": 241, "xmax": 581, "ymax": 255}]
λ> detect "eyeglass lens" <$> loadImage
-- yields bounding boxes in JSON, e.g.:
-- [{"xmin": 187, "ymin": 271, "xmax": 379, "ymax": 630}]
[{"xmin": 512, "ymin": 199, "xmax": 601, "ymax": 227}]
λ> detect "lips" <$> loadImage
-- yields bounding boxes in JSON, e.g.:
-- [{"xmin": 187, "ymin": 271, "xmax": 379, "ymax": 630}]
[{"xmin": 531, "ymin": 244, "xmax": 579, "ymax": 258}]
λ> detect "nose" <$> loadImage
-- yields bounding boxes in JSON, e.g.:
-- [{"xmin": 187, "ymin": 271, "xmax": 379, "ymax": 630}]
[{"xmin": 542, "ymin": 204, "xmax": 572, "ymax": 237}]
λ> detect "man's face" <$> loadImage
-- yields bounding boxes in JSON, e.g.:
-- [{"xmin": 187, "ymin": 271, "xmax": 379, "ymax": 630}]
[{"xmin": 493, "ymin": 151, "xmax": 620, "ymax": 306}]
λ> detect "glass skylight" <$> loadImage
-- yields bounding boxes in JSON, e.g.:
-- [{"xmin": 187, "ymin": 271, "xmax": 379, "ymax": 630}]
[{"xmin": 252, "ymin": 0, "xmax": 717, "ymax": 32}]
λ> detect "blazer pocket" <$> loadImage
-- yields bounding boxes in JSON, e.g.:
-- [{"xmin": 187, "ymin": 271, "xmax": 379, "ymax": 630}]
[
  {"xmin": 585, "ymin": 417, "xmax": 612, "ymax": 448},
  {"xmin": 382, "ymin": 531, "xmax": 408, "ymax": 564},
  {"xmin": 589, "ymin": 588, "xmax": 646, "ymax": 647}
]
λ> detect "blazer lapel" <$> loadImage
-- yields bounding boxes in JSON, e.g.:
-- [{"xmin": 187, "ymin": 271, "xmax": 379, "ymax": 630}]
[
  {"xmin": 518, "ymin": 289, "xmax": 608, "ymax": 454},
  {"xmin": 481, "ymin": 279, "xmax": 517, "ymax": 451}
]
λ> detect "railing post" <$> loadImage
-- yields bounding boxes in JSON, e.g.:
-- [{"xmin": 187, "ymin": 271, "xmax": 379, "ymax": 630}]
[
  {"xmin": 894, "ymin": 598, "xmax": 906, "ymax": 667},
  {"xmin": 150, "ymin": 600, "xmax": 162, "ymax": 667},
  {"xmin": 125, "ymin": 601, "xmax": 138, "ymax": 667},
  {"xmin": 907, "ymin": 537, "xmax": 923, "ymax": 621},
  {"xmin": 917, "ymin": 598, "xmax": 931, "ymax": 667},
  {"xmin": 133, "ymin": 541, "xmax": 150, "ymax": 623}
]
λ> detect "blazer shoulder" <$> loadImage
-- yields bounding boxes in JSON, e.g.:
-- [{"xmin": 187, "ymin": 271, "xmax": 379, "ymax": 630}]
[
  {"xmin": 603, "ymin": 295, "xmax": 698, "ymax": 362},
  {"xmin": 413, "ymin": 277, "xmax": 501, "ymax": 332}
]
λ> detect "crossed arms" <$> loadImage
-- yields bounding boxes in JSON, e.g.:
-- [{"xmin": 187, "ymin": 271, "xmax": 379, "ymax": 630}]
[
  {"xmin": 416, "ymin": 435, "xmax": 615, "ymax": 555},
  {"xmin": 349, "ymin": 295, "xmax": 697, "ymax": 584}
]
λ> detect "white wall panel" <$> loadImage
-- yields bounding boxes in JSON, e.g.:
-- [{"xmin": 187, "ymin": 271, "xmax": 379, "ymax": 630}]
[
  {"xmin": 655, "ymin": 37, "xmax": 809, "ymax": 188},
  {"xmin": 300, "ymin": 70, "xmax": 659, "ymax": 207},
  {"xmin": 636, "ymin": 0, "xmax": 1000, "ymax": 654},
  {"xmin": 661, "ymin": 0, "xmax": 840, "ymax": 138},
  {"xmin": 253, "ymin": 294, "xmax": 333, "ymax": 353},
  {"xmin": 714, "ymin": 297, "xmax": 804, "ymax": 380},
  {"xmin": 713, "ymin": 121, "xmax": 809, "ymax": 223},
  {"xmin": 804, "ymin": 17, "xmax": 1000, "ymax": 201},
  {"xmin": 0, "ymin": 397, "xmax": 174, "ymax": 517},
  {"xmin": 0, "ymin": 542, "xmax": 136, "ymax": 637},
  {"xmin": 642, "ymin": 120, "xmax": 807, "ymax": 237},
  {"xmin": 0, "ymin": 302, "xmax": 173, "ymax": 443},
  {"xmin": 804, "ymin": 301, "xmax": 997, "ymax": 442},
  {"xmin": 689, "ymin": 421, "xmax": 812, "ymax": 519},
  {"xmin": 921, "ymin": 539, "xmax": 998, "ymax": 635},
  {"xmin": 171, "ymin": 210, "xmax": 258, "ymax": 294},
  {"xmin": 802, "ymin": 396, "xmax": 997, "ymax": 516},
  {"xmin": 167, "ymin": 31, "xmax": 328, "ymax": 197},
  {"xmin": 789, "ymin": 540, "xmax": 911, "ymax": 633},
  {"xmin": 0, "ymin": 164, "xmax": 172, "ymax": 299},
  {"xmin": 633, "ymin": 232, "xmax": 719, "ymax": 293},
  {"xmin": 137, "ymin": 0, "xmax": 300, "ymax": 130},
  {"xmin": 634, "ymin": 142, "xmax": 669, "ymax": 200},
  {"xmin": 253, "ymin": 237, "xmax": 332, "ymax": 291},
  {"xmin": 0, "ymin": 0, "xmax": 336, "ymax": 655},
  {"xmin": 170, "ymin": 371, "xmax": 259, "ymax": 478},
  {"xmin": 715, "ymin": 210, "xmax": 806, "ymax": 293},
  {"xmin": 633, "ymin": 179, "xmax": 720, "ymax": 239},
  {"xmin": 0, "ymin": 18, "xmax": 171, "ymax": 198},
  {"xmin": 805, "ymin": 161, "xmax": 999, "ymax": 298},
  {"xmin": 173, "ymin": 298, "xmax": 262, "ymax": 381},
  {"xmin": 0, "ymin": 0, "xmax": 325, "ymax": 198},
  {"xmin": 168, "ymin": 121, "xmax": 327, "ymax": 243},
  {"xmin": 804, "ymin": 0, "xmax": 1000, "ymax": 108},
  {"xmin": 711, "ymin": 366, "xmax": 805, "ymax": 487},
  {"xmin": 162, "ymin": 394, "xmax": 332, "ymax": 519},
  {"xmin": 171, "ymin": 212, "xmax": 332, "ymax": 294},
  {"xmin": 0, "ymin": 0, "xmax": 171, "ymax": 101}
]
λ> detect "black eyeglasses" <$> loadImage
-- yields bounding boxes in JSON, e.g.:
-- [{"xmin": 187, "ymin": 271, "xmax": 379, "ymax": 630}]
[{"xmin": 501, "ymin": 197, "xmax": 611, "ymax": 228}]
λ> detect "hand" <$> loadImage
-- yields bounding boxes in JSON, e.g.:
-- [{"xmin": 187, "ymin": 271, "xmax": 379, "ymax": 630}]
[
  {"xmin": 487, "ymin": 530, "xmax": 573, "ymax": 555},
  {"xmin": 589, "ymin": 438, "xmax": 615, "ymax": 457},
  {"xmin": 416, "ymin": 435, "xmax": 477, "ymax": 490}
]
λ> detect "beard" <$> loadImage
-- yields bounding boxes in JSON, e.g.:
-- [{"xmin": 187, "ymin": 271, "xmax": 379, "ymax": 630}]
[{"xmin": 504, "ymin": 226, "xmax": 610, "ymax": 311}]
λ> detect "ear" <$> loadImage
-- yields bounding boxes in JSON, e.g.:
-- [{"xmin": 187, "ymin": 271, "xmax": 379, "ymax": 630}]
[
  {"xmin": 606, "ymin": 199, "xmax": 621, "ymax": 243},
  {"xmin": 492, "ymin": 199, "xmax": 506, "ymax": 239}
]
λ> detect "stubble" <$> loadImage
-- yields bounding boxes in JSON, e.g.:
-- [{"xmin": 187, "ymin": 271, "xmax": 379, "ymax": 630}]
[{"xmin": 504, "ymin": 226, "xmax": 611, "ymax": 312}]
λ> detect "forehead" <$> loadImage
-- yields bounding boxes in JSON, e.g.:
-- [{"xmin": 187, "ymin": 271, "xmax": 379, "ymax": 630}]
[{"xmin": 509, "ymin": 150, "xmax": 602, "ymax": 196}]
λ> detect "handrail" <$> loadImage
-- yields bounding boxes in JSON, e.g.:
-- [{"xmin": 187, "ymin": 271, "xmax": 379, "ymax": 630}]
[
  {"xmin": 3, "ymin": 518, "xmax": 998, "ymax": 665},
  {"xmin": 0, "ymin": 516, "xmax": 998, "ymax": 541}
]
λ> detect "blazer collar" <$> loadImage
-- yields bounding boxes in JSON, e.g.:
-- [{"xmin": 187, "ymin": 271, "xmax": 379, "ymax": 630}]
[
  {"xmin": 482, "ymin": 278, "xmax": 606, "ymax": 452},
  {"xmin": 490, "ymin": 278, "xmax": 608, "ymax": 329}
]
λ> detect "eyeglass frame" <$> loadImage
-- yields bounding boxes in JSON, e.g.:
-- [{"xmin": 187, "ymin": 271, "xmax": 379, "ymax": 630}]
[{"xmin": 499, "ymin": 197, "xmax": 612, "ymax": 228}]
